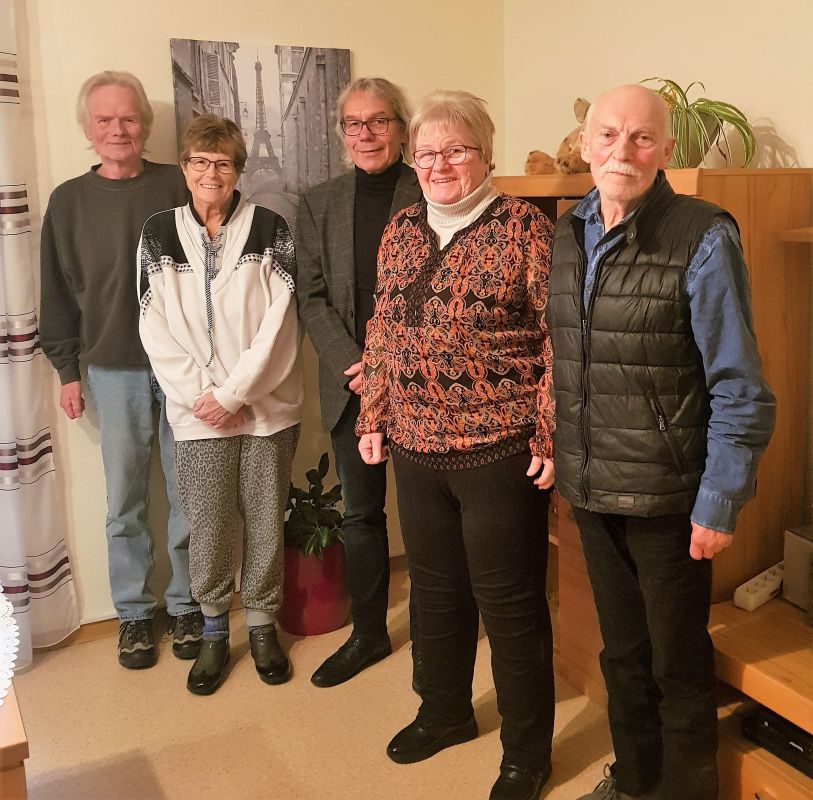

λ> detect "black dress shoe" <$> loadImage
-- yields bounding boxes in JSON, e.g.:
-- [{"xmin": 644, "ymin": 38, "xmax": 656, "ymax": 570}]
[
  {"xmin": 249, "ymin": 625, "xmax": 291, "ymax": 685},
  {"xmin": 186, "ymin": 638, "xmax": 230, "ymax": 696},
  {"xmin": 489, "ymin": 761, "xmax": 552, "ymax": 800},
  {"xmin": 386, "ymin": 717, "xmax": 478, "ymax": 764},
  {"xmin": 310, "ymin": 632, "xmax": 391, "ymax": 688}
]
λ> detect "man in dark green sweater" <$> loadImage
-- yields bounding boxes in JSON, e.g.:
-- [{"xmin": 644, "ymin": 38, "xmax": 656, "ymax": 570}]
[{"xmin": 40, "ymin": 71, "xmax": 201, "ymax": 669}]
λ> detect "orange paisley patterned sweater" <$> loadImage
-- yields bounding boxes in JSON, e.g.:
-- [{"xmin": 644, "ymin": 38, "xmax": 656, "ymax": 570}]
[{"xmin": 356, "ymin": 194, "xmax": 555, "ymax": 469}]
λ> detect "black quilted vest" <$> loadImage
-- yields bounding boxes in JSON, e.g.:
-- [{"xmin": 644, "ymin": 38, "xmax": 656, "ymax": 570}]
[{"xmin": 548, "ymin": 172, "xmax": 735, "ymax": 516}]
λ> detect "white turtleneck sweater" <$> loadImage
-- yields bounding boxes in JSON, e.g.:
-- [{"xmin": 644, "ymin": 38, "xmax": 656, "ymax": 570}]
[{"xmin": 425, "ymin": 174, "xmax": 500, "ymax": 249}]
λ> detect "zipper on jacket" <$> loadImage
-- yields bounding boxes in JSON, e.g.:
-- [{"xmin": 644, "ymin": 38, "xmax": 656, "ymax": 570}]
[
  {"xmin": 646, "ymin": 390, "xmax": 689, "ymax": 474},
  {"xmin": 577, "ymin": 247, "xmax": 591, "ymax": 506}
]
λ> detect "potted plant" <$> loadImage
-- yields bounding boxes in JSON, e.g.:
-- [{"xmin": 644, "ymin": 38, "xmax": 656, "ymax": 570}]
[
  {"xmin": 278, "ymin": 452, "xmax": 350, "ymax": 636},
  {"xmin": 643, "ymin": 78, "xmax": 757, "ymax": 168}
]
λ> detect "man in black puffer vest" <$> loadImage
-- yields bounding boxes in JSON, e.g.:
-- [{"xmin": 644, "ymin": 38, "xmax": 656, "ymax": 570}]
[{"xmin": 549, "ymin": 85, "xmax": 775, "ymax": 800}]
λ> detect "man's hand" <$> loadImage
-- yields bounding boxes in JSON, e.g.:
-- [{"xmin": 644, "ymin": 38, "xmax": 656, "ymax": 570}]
[
  {"xmin": 359, "ymin": 432, "xmax": 388, "ymax": 465},
  {"xmin": 689, "ymin": 523, "xmax": 733, "ymax": 560},
  {"xmin": 193, "ymin": 392, "xmax": 243, "ymax": 430},
  {"xmin": 344, "ymin": 361, "xmax": 363, "ymax": 395},
  {"xmin": 527, "ymin": 456, "xmax": 555, "ymax": 489},
  {"xmin": 60, "ymin": 381, "xmax": 84, "ymax": 420}
]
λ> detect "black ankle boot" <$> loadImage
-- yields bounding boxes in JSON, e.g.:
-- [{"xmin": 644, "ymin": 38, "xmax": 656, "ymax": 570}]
[{"xmin": 187, "ymin": 638, "xmax": 229, "ymax": 695}]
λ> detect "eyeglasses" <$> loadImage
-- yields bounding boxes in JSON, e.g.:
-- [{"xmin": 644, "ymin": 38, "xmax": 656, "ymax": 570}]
[
  {"xmin": 184, "ymin": 157, "xmax": 236, "ymax": 174},
  {"xmin": 340, "ymin": 117, "xmax": 398, "ymax": 136},
  {"xmin": 412, "ymin": 145, "xmax": 481, "ymax": 169}
]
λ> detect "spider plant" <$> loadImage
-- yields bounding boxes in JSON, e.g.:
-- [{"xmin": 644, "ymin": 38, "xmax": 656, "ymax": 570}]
[{"xmin": 643, "ymin": 78, "xmax": 756, "ymax": 168}]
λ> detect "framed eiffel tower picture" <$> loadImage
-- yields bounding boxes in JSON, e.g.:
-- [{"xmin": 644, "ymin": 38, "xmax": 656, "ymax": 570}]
[{"xmin": 170, "ymin": 38, "xmax": 351, "ymax": 229}]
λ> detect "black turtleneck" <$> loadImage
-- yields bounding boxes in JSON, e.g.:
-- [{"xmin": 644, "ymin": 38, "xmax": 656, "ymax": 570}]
[{"xmin": 353, "ymin": 159, "xmax": 402, "ymax": 344}]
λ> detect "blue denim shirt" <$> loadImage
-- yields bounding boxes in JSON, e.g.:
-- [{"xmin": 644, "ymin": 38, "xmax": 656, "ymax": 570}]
[{"xmin": 573, "ymin": 186, "xmax": 775, "ymax": 533}]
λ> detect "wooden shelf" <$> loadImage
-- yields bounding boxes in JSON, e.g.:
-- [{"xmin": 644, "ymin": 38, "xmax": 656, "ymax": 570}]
[
  {"xmin": 0, "ymin": 682, "xmax": 28, "ymax": 800},
  {"xmin": 780, "ymin": 226, "xmax": 813, "ymax": 243},
  {"xmin": 709, "ymin": 599, "xmax": 813, "ymax": 733},
  {"xmin": 717, "ymin": 699, "xmax": 813, "ymax": 800}
]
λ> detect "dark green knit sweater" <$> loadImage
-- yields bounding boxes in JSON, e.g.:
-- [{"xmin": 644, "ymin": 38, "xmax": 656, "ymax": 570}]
[{"xmin": 40, "ymin": 159, "xmax": 188, "ymax": 383}]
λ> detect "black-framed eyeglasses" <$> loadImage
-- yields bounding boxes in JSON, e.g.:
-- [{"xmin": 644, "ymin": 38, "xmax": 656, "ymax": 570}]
[
  {"xmin": 412, "ymin": 145, "xmax": 481, "ymax": 169},
  {"xmin": 340, "ymin": 117, "xmax": 398, "ymax": 136},
  {"xmin": 184, "ymin": 157, "xmax": 236, "ymax": 174}
]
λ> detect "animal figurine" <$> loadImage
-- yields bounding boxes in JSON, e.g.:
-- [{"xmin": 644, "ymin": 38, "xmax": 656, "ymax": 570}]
[{"xmin": 525, "ymin": 98, "xmax": 591, "ymax": 175}]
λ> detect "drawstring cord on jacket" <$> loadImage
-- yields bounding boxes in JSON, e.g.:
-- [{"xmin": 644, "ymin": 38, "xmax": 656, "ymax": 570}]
[{"xmin": 200, "ymin": 229, "xmax": 223, "ymax": 367}]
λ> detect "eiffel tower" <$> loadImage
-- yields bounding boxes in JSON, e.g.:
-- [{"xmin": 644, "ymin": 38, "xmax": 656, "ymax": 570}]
[{"xmin": 246, "ymin": 55, "xmax": 282, "ymax": 178}]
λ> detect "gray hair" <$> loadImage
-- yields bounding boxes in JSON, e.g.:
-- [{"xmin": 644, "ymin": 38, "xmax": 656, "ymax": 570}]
[
  {"xmin": 181, "ymin": 114, "xmax": 247, "ymax": 173},
  {"xmin": 76, "ymin": 71, "xmax": 154, "ymax": 140},
  {"xmin": 335, "ymin": 77, "xmax": 411, "ymax": 166},
  {"xmin": 409, "ymin": 90, "xmax": 495, "ymax": 171}
]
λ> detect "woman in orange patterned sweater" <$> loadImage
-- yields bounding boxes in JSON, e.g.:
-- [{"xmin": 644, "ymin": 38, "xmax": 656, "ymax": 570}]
[{"xmin": 356, "ymin": 91, "xmax": 556, "ymax": 800}]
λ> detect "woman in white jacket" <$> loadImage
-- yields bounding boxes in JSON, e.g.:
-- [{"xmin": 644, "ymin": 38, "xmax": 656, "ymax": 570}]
[{"xmin": 138, "ymin": 114, "xmax": 302, "ymax": 695}]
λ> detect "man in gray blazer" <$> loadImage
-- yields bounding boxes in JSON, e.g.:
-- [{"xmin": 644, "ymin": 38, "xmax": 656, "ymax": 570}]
[{"xmin": 295, "ymin": 77, "xmax": 421, "ymax": 688}]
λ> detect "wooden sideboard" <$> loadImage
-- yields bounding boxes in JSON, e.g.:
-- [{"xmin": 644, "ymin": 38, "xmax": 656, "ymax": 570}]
[{"xmin": 494, "ymin": 169, "xmax": 813, "ymax": 799}]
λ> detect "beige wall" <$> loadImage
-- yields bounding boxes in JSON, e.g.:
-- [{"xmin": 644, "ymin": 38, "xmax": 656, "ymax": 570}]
[
  {"xmin": 19, "ymin": 0, "xmax": 506, "ymax": 623},
  {"xmin": 503, "ymin": 0, "xmax": 813, "ymax": 172}
]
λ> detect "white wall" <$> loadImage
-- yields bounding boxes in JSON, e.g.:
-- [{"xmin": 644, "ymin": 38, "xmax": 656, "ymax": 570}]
[{"xmin": 18, "ymin": 0, "xmax": 506, "ymax": 623}]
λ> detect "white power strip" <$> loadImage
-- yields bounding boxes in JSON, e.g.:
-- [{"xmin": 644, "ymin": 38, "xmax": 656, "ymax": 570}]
[{"xmin": 733, "ymin": 561, "xmax": 784, "ymax": 611}]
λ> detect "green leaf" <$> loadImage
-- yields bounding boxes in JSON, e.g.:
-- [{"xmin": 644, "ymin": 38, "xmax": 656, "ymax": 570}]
[
  {"xmin": 318, "ymin": 452, "xmax": 330, "ymax": 479},
  {"xmin": 299, "ymin": 504, "xmax": 319, "ymax": 526},
  {"xmin": 323, "ymin": 484, "xmax": 343, "ymax": 504}
]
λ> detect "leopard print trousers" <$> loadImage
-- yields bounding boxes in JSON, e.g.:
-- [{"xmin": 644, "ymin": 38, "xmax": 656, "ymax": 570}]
[{"xmin": 175, "ymin": 425, "xmax": 300, "ymax": 625}]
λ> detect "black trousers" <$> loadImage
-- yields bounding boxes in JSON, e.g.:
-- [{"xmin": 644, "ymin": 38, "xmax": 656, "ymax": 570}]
[
  {"xmin": 331, "ymin": 395, "xmax": 416, "ymax": 639},
  {"xmin": 392, "ymin": 450, "xmax": 554, "ymax": 769},
  {"xmin": 574, "ymin": 508, "xmax": 718, "ymax": 800}
]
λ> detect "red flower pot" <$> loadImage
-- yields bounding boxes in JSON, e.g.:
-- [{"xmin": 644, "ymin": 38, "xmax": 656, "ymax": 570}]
[{"xmin": 279, "ymin": 541, "xmax": 350, "ymax": 636}]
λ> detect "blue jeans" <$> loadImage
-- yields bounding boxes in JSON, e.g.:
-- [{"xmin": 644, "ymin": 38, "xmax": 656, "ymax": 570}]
[{"xmin": 86, "ymin": 365, "xmax": 196, "ymax": 621}]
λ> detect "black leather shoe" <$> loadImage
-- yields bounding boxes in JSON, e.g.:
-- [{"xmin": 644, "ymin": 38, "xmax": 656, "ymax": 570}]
[
  {"xmin": 386, "ymin": 717, "xmax": 478, "ymax": 764},
  {"xmin": 186, "ymin": 638, "xmax": 230, "ymax": 696},
  {"xmin": 249, "ymin": 625, "xmax": 291, "ymax": 685},
  {"xmin": 489, "ymin": 761, "xmax": 552, "ymax": 800},
  {"xmin": 310, "ymin": 632, "xmax": 391, "ymax": 688}
]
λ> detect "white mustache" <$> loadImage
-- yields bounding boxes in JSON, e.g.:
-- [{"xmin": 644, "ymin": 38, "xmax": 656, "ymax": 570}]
[{"xmin": 600, "ymin": 160, "xmax": 641, "ymax": 177}]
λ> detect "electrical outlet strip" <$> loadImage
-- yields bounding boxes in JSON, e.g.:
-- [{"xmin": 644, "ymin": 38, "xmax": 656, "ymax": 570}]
[{"xmin": 733, "ymin": 561, "xmax": 784, "ymax": 611}]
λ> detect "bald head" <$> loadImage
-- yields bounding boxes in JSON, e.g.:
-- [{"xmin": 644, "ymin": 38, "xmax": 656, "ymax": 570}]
[
  {"xmin": 584, "ymin": 85, "xmax": 671, "ymax": 140},
  {"xmin": 579, "ymin": 84, "xmax": 675, "ymax": 227}
]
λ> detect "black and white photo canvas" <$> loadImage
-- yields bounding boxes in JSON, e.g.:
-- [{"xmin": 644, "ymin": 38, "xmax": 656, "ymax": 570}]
[{"xmin": 170, "ymin": 39, "xmax": 351, "ymax": 226}]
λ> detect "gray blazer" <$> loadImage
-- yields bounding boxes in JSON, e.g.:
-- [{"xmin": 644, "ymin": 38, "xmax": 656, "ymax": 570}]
[{"xmin": 294, "ymin": 165, "xmax": 421, "ymax": 432}]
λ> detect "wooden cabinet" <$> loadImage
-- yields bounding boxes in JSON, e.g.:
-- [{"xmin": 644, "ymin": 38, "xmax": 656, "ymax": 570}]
[{"xmin": 711, "ymin": 600, "xmax": 813, "ymax": 800}]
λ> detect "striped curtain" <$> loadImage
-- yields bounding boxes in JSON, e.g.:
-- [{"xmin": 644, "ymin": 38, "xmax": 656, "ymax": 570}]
[{"xmin": 0, "ymin": 0, "xmax": 79, "ymax": 669}]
